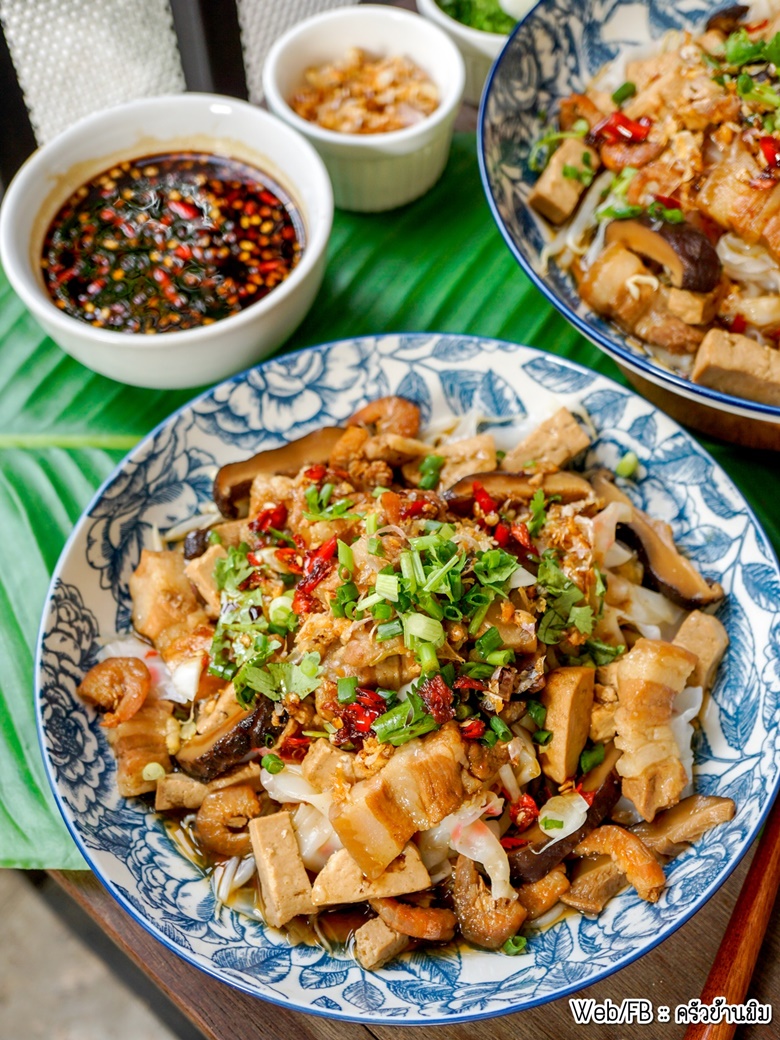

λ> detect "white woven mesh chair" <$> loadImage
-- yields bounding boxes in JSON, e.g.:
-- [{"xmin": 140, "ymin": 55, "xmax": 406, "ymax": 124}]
[{"xmin": 0, "ymin": 0, "xmax": 354, "ymax": 187}]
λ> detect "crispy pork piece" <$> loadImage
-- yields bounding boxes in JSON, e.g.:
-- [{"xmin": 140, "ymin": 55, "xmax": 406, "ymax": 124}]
[
  {"xmin": 330, "ymin": 722, "xmax": 467, "ymax": 878},
  {"xmin": 573, "ymin": 825, "xmax": 666, "ymax": 902},
  {"xmin": 106, "ymin": 698, "xmax": 174, "ymax": 797},
  {"xmin": 673, "ymin": 610, "xmax": 729, "ymax": 693},
  {"xmin": 130, "ymin": 549, "xmax": 206, "ymax": 644},
  {"xmin": 697, "ymin": 142, "xmax": 780, "ymax": 247},
  {"xmin": 538, "ymin": 666, "xmax": 595, "ymax": 785},
  {"xmin": 691, "ymin": 328, "xmax": 780, "ymax": 407},
  {"xmin": 249, "ymin": 810, "xmax": 316, "ymax": 927},
  {"xmin": 500, "ymin": 407, "xmax": 590, "ymax": 472},
  {"xmin": 528, "ymin": 137, "xmax": 600, "ymax": 225},
  {"xmin": 354, "ymin": 916, "xmax": 411, "ymax": 971},
  {"xmin": 560, "ymin": 853, "xmax": 626, "ymax": 914},
  {"xmin": 311, "ymin": 844, "xmax": 431, "ymax": 906},
  {"xmin": 452, "ymin": 855, "xmax": 526, "ymax": 949},
  {"xmin": 183, "ymin": 543, "xmax": 226, "ymax": 618},
  {"xmin": 614, "ymin": 638, "xmax": 697, "ymax": 821}
]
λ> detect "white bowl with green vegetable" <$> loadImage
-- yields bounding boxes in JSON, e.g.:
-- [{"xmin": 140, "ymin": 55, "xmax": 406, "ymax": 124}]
[{"xmin": 416, "ymin": 0, "xmax": 532, "ymax": 106}]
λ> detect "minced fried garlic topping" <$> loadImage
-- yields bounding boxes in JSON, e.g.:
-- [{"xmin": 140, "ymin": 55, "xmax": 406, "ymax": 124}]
[{"xmin": 289, "ymin": 47, "xmax": 439, "ymax": 134}]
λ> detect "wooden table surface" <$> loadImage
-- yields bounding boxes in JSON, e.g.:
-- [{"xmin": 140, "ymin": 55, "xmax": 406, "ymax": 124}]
[{"xmin": 43, "ymin": 3, "xmax": 780, "ymax": 1037}]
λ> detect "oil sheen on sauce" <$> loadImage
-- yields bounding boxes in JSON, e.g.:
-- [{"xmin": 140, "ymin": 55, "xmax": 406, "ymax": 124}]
[{"xmin": 41, "ymin": 152, "xmax": 304, "ymax": 334}]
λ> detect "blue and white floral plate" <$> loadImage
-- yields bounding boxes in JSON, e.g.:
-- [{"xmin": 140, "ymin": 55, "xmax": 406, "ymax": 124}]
[
  {"xmin": 36, "ymin": 335, "xmax": 780, "ymax": 1023},
  {"xmin": 478, "ymin": 0, "xmax": 780, "ymax": 425}
]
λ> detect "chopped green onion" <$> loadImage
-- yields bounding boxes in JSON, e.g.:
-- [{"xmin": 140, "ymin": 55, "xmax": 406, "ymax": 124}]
[
  {"xmin": 417, "ymin": 642, "xmax": 439, "ymax": 674},
  {"xmin": 418, "ymin": 454, "xmax": 446, "ymax": 490},
  {"xmin": 358, "ymin": 591, "xmax": 383, "ymax": 611},
  {"xmin": 460, "ymin": 661, "xmax": 495, "ymax": 680},
  {"xmin": 208, "ymin": 529, "xmax": 222, "ymax": 545},
  {"xmin": 503, "ymin": 935, "xmax": 528, "ymax": 956},
  {"xmin": 376, "ymin": 619, "xmax": 403, "ymax": 642},
  {"xmin": 475, "ymin": 626, "xmax": 503, "ymax": 658},
  {"xmin": 580, "ymin": 742, "xmax": 606, "ymax": 774},
  {"xmin": 261, "ymin": 753, "xmax": 284, "ymax": 774},
  {"xmin": 337, "ymin": 539, "xmax": 354, "ymax": 575},
  {"xmin": 611, "ymin": 166, "xmax": 638, "ymax": 198},
  {"xmin": 612, "ymin": 81, "xmax": 636, "ymax": 105},
  {"xmin": 486, "ymin": 648, "xmax": 515, "ymax": 667},
  {"xmin": 526, "ymin": 700, "xmax": 547, "ymax": 729},
  {"xmin": 597, "ymin": 202, "xmax": 644, "ymax": 221},
  {"xmin": 372, "ymin": 602, "xmax": 393, "ymax": 620},
  {"xmin": 540, "ymin": 816, "xmax": 563, "ymax": 829},
  {"xmin": 455, "ymin": 702, "xmax": 474, "ymax": 720},
  {"xmin": 528, "ymin": 119, "xmax": 589, "ymax": 173},
  {"xmin": 615, "ymin": 450, "xmax": 639, "ymax": 478},
  {"xmin": 400, "ymin": 551, "xmax": 416, "ymax": 587},
  {"xmin": 375, "ymin": 573, "xmax": 399, "ymax": 601},
  {"xmin": 422, "ymin": 553, "xmax": 461, "ymax": 594},
  {"xmin": 534, "ymin": 729, "xmax": 553, "ymax": 746},
  {"xmin": 365, "ymin": 511, "xmax": 379, "ymax": 536},
  {"xmin": 141, "ymin": 762, "xmax": 166, "ymax": 782},
  {"xmin": 490, "ymin": 716, "xmax": 513, "ymax": 742},
  {"xmin": 367, "ymin": 535, "xmax": 384, "ymax": 557},
  {"xmin": 647, "ymin": 200, "xmax": 685, "ymax": 224},
  {"xmin": 482, "ymin": 729, "xmax": 498, "ymax": 747},
  {"xmin": 404, "ymin": 612, "xmax": 445, "ymax": 647},
  {"xmin": 337, "ymin": 676, "xmax": 358, "ymax": 704},
  {"xmin": 269, "ymin": 592, "xmax": 295, "ymax": 626},
  {"xmin": 372, "ymin": 486, "xmax": 391, "ymax": 498}
]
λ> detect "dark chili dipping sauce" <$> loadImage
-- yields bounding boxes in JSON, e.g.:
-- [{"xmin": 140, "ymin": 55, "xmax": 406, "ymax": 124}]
[{"xmin": 41, "ymin": 152, "xmax": 304, "ymax": 333}]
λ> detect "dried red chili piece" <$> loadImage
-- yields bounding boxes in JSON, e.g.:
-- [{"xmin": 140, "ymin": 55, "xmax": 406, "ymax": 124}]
[
  {"xmin": 460, "ymin": 718, "xmax": 486, "ymax": 740},
  {"xmin": 575, "ymin": 782, "xmax": 596, "ymax": 807},
  {"xmin": 759, "ymin": 136, "xmax": 780, "ymax": 169},
  {"xmin": 274, "ymin": 547, "xmax": 303, "ymax": 574},
  {"xmin": 729, "ymin": 314, "xmax": 747, "ymax": 335},
  {"xmin": 169, "ymin": 199, "xmax": 200, "ymax": 221},
  {"xmin": 499, "ymin": 836, "xmax": 530, "ymax": 850},
  {"xmin": 277, "ymin": 735, "xmax": 311, "ymax": 762},
  {"xmin": 653, "ymin": 194, "xmax": 681, "ymax": 210},
  {"xmin": 304, "ymin": 464, "xmax": 328, "ymax": 482},
  {"xmin": 399, "ymin": 497, "xmax": 428, "ymax": 520},
  {"xmin": 592, "ymin": 112, "xmax": 651, "ymax": 144},
  {"xmin": 292, "ymin": 536, "xmax": 339, "ymax": 614},
  {"xmin": 453, "ymin": 676, "xmax": 487, "ymax": 691},
  {"xmin": 249, "ymin": 503, "xmax": 288, "ymax": 533},
  {"xmin": 417, "ymin": 674, "xmax": 455, "ymax": 724},
  {"xmin": 494, "ymin": 521, "xmax": 511, "ymax": 547},
  {"xmin": 509, "ymin": 793, "xmax": 539, "ymax": 831},
  {"xmin": 510, "ymin": 522, "xmax": 535, "ymax": 553}
]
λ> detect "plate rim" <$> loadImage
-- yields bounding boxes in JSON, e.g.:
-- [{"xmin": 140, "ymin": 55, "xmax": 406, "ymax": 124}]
[{"xmin": 34, "ymin": 331, "xmax": 780, "ymax": 1024}]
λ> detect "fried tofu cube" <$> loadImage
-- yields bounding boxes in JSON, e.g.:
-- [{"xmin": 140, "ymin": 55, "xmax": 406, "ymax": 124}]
[
  {"xmin": 354, "ymin": 916, "xmax": 410, "ymax": 971},
  {"xmin": 249, "ymin": 811, "xmax": 316, "ymax": 927},
  {"xmin": 528, "ymin": 138, "xmax": 600, "ymax": 225},
  {"xmin": 539, "ymin": 666, "xmax": 595, "ymax": 785},
  {"xmin": 673, "ymin": 610, "xmax": 729, "ymax": 692},
  {"xmin": 501, "ymin": 407, "xmax": 590, "ymax": 472},
  {"xmin": 301, "ymin": 739, "xmax": 356, "ymax": 792},
  {"xmin": 692, "ymin": 328, "xmax": 780, "ymax": 406},
  {"xmin": 311, "ymin": 844, "xmax": 431, "ymax": 907},
  {"xmin": 667, "ymin": 287, "xmax": 719, "ymax": 326},
  {"xmin": 184, "ymin": 544, "xmax": 226, "ymax": 618}
]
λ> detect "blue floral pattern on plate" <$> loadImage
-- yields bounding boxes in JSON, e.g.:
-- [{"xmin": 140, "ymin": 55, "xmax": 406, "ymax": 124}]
[
  {"xmin": 36, "ymin": 335, "xmax": 780, "ymax": 1023},
  {"xmin": 478, "ymin": 0, "xmax": 780, "ymax": 421}
]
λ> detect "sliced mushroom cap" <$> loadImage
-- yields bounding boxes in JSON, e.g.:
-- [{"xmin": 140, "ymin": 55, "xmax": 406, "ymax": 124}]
[
  {"xmin": 443, "ymin": 470, "xmax": 594, "ymax": 514},
  {"xmin": 604, "ymin": 217, "xmax": 722, "ymax": 293},
  {"xmin": 176, "ymin": 697, "xmax": 287, "ymax": 782},
  {"xmin": 631, "ymin": 794, "xmax": 735, "ymax": 858},
  {"xmin": 591, "ymin": 470, "xmax": 724, "ymax": 610},
  {"xmin": 213, "ymin": 427, "xmax": 344, "ymax": 518},
  {"xmin": 705, "ymin": 4, "xmax": 748, "ymax": 33},
  {"xmin": 507, "ymin": 743, "xmax": 622, "ymax": 883}
]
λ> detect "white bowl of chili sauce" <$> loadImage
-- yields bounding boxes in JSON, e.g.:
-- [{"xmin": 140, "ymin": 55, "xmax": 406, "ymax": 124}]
[
  {"xmin": 0, "ymin": 94, "xmax": 333, "ymax": 389},
  {"xmin": 263, "ymin": 5, "xmax": 465, "ymax": 212}
]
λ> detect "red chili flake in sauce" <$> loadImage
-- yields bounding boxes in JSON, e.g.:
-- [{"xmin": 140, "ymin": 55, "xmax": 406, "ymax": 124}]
[
  {"xmin": 417, "ymin": 674, "xmax": 455, "ymax": 724},
  {"xmin": 453, "ymin": 676, "xmax": 487, "ymax": 691},
  {"xmin": 509, "ymin": 793, "xmax": 540, "ymax": 831},
  {"xmin": 729, "ymin": 314, "xmax": 747, "ymax": 335},
  {"xmin": 304, "ymin": 464, "xmax": 328, "ymax": 482},
  {"xmin": 510, "ymin": 521, "xmax": 535, "ymax": 553},
  {"xmin": 274, "ymin": 547, "xmax": 303, "ymax": 573},
  {"xmin": 41, "ymin": 152, "xmax": 304, "ymax": 333},
  {"xmin": 493, "ymin": 521, "xmax": 511, "ymax": 546},
  {"xmin": 575, "ymin": 783, "xmax": 596, "ymax": 807},
  {"xmin": 592, "ymin": 112, "xmax": 651, "ymax": 144}
]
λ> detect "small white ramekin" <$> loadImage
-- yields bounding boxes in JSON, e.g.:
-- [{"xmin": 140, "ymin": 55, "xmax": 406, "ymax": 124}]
[
  {"xmin": 262, "ymin": 4, "xmax": 465, "ymax": 213},
  {"xmin": 416, "ymin": 0, "xmax": 517, "ymax": 107},
  {"xmin": 0, "ymin": 94, "xmax": 333, "ymax": 389}
]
